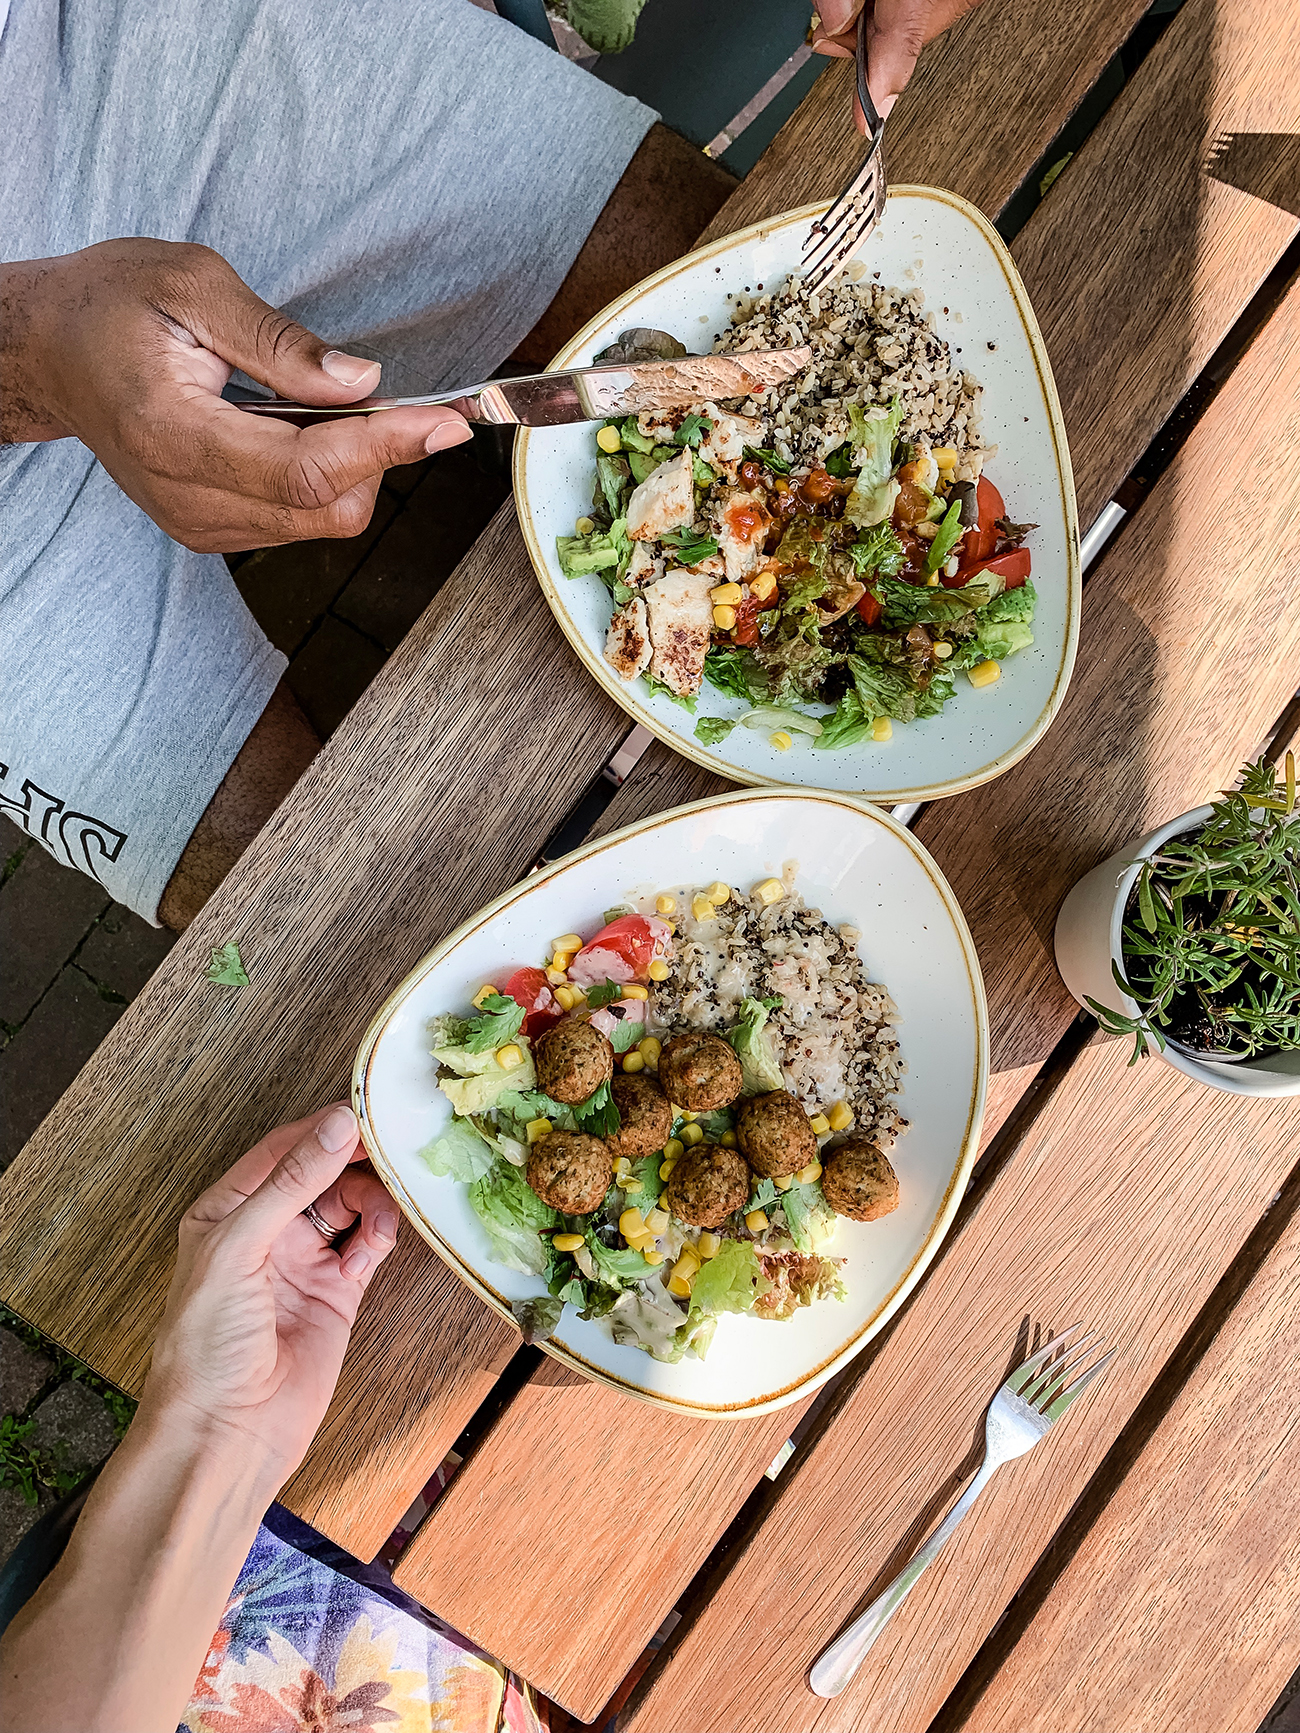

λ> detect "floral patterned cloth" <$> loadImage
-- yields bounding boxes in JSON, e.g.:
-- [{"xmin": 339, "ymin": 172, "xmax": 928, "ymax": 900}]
[{"xmin": 179, "ymin": 1506, "xmax": 547, "ymax": 1733}]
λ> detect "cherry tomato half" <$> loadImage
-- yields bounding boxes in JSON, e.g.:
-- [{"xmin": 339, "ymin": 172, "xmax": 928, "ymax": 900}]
[
  {"xmin": 501, "ymin": 967, "xmax": 562, "ymax": 1037},
  {"xmin": 732, "ymin": 594, "xmax": 765, "ymax": 646},
  {"xmin": 569, "ymin": 914, "xmax": 670, "ymax": 986},
  {"xmin": 947, "ymin": 546, "xmax": 1032, "ymax": 590},
  {"xmin": 855, "ymin": 588, "xmax": 883, "ymax": 626},
  {"xmin": 961, "ymin": 476, "xmax": 1005, "ymax": 565}
]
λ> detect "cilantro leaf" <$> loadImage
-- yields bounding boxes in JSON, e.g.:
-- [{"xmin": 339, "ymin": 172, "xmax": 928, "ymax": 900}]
[
  {"xmin": 463, "ymin": 991, "xmax": 527, "ymax": 1055},
  {"xmin": 205, "ymin": 942, "xmax": 248, "ymax": 988},
  {"xmin": 585, "ymin": 980, "xmax": 624, "ymax": 1008},
  {"xmin": 574, "ymin": 1079, "xmax": 620, "ymax": 1138},
  {"xmin": 660, "ymin": 528, "xmax": 720, "ymax": 567},
  {"xmin": 608, "ymin": 1014, "xmax": 642, "ymax": 1053},
  {"xmin": 743, "ymin": 444, "xmax": 792, "ymax": 475},
  {"xmin": 824, "ymin": 441, "xmax": 855, "ymax": 479},
  {"xmin": 674, "ymin": 413, "xmax": 713, "ymax": 448}
]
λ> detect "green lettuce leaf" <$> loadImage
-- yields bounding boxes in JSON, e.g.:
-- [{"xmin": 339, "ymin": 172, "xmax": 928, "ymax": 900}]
[
  {"xmin": 849, "ymin": 523, "xmax": 907, "ymax": 578},
  {"xmin": 874, "ymin": 575, "xmax": 998, "ymax": 629},
  {"xmin": 561, "ymin": 0, "xmax": 650, "ymax": 55},
  {"xmin": 923, "ymin": 499, "xmax": 965, "ymax": 575},
  {"xmin": 728, "ymin": 996, "xmax": 785, "ymax": 1094},
  {"xmin": 847, "ymin": 651, "xmax": 917, "ymax": 723},
  {"xmin": 688, "ymin": 1238, "xmax": 770, "ymax": 1322},
  {"xmin": 468, "ymin": 1157, "xmax": 559, "ymax": 1275},
  {"xmin": 205, "ymin": 941, "xmax": 248, "ymax": 987},
  {"xmin": 704, "ymin": 647, "xmax": 765, "ymax": 704},
  {"xmin": 511, "ymin": 1294, "xmax": 564, "ymax": 1344},
  {"xmin": 779, "ymin": 1179, "xmax": 838, "ymax": 1254},
  {"xmin": 845, "ymin": 399, "xmax": 905, "ymax": 528},
  {"xmin": 587, "ymin": 1234, "xmax": 655, "ymax": 1288},
  {"xmin": 419, "ymin": 1117, "xmax": 496, "ymax": 1183},
  {"xmin": 814, "ymin": 689, "xmax": 872, "ymax": 749},
  {"xmin": 695, "ymin": 715, "xmax": 738, "ymax": 747},
  {"xmin": 645, "ymin": 673, "xmax": 697, "ymax": 713}
]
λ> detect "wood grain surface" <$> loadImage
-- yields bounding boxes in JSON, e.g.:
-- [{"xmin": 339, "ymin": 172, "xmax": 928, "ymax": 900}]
[
  {"xmin": 0, "ymin": 504, "xmax": 635, "ymax": 1555},
  {"xmin": 1008, "ymin": 0, "xmax": 1300, "ymax": 527},
  {"xmin": 960, "ymin": 1183, "xmax": 1300, "ymax": 1733},
  {"xmin": 704, "ymin": 0, "xmax": 1150, "ymax": 241},
  {"xmin": 624, "ymin": 1039, "xmax": 1300, "ymax": 1733}
]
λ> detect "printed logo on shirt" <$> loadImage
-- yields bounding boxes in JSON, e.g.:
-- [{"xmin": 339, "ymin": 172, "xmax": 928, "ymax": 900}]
[{"xmin": 0, "ymin": 764, "xmax": 127, "ymax": 885}]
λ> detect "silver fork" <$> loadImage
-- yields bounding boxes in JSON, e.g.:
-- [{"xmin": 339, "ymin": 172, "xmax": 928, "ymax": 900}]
[
  {"xmin": 800, "ymin": 17, "xmax": 888, "ymax": 292},
  {"xmin": 808, "ymin": 1324, "xmax": 1116, "ymax": 1698}
]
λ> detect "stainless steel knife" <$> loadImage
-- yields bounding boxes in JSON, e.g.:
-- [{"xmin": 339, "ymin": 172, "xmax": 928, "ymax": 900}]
[{"xmin": 232, "ymin": 345, "xmax": 811, "ymax": 426}]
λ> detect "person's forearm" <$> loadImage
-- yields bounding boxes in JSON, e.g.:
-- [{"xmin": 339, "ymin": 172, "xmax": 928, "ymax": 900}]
[
  {"xmin": 0, "ymin": 258, "xmax": 71, "ymax": 443},
  {"xmin": 0, "ymin": 1397, "xmax": 282, "ymax": 1733}
]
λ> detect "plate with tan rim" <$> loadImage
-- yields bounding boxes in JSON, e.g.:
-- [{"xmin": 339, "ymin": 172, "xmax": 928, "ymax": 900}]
[
  {"xmin": 513, "ymin": 188, "xmax": 1080, "ymax": 803},
  {"xmin": 352, "ymin": 789, "xmax": 987, "ymax": 1416}
]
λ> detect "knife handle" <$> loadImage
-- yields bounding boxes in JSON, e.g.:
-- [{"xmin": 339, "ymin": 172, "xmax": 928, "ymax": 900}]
[{"xmin": 233, "ymin": 388, "xmax": 487, "ymax": 424}]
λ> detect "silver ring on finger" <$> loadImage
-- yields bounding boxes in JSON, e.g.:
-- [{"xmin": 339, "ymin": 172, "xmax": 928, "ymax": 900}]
[{"xmin": 302, "ymin": 1200, "xmax": 344, "ymax": 1244}]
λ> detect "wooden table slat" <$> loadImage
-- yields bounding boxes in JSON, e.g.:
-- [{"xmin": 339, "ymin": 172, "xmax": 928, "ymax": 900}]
[
  {"xmin": 962, "ymin": 1178, "xmax": 1300, "ymax": 1733},
  {"xmin": 624, "ymin": 1038, "xmax": 1300, "ymax": 1733}
]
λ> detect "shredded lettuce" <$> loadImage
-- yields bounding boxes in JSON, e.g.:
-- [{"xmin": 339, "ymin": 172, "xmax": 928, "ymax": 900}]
[
  {"xmin": 845, "ymin": 399, "xmax": 905, "ymax": 528},
  {"xmin": 849, "ymin": 523, "xmax": 907, "ymax": 578},
  {"xmin": 813, "ymin": 689, "xmax": 873, "ymax": 749},
  {"xmin": 420, "ymin": 1117, "xmax": 496, "ymax": 1183},
  {"xmin": 687, "ymin": 1238, "xmax": 769, "ymax": 1322},
  {"xmin": 586, "ymin": 1234, "xmax": 655, "ymax": 1288},
  {"xmin": 645, "ymin": 673, "xmax": 697, "ymax": 713},
  {"xmin": 695, "ymin": 715, "xmax": 738, "ymax": 747},
  {"xmin": 433, "ymin": 1034, "xmax": 536, "ymax": 1117},
  {"xmin": 596, "ymin": 452, "xmax": 631, "ymax": 520},
  {"xmin": 467, "ymin": 1156, "xmax": 559, "ymax": 1275},
  {"xmin": 728, "ymin": 996, "xmax": 785, "ymax": 1094}
]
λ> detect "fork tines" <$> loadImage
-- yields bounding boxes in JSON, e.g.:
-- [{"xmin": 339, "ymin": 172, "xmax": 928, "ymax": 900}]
[
  {"xmin": 800, "ymin": 142, "xmax": 886, "ymax": 292},
  {"xmin": 1011, "ymin": 1326, "xmax": 1116, "ymax": 1418}
]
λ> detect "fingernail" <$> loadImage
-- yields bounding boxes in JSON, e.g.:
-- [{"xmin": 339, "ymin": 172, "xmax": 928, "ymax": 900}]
[
  {"xmin": 375, "ymin": 1210, "xmax": 399, "ymax": 1242},
  {"xmin": 317, "ymin": 1105, "xmax": 356, "ymax": 1153},
  {"xmin": 340, "ymin": 1244, "xmax": 372, "ymax": 1280},
  {"xmin": 322, "ymin": 349, "xmax": 380, "ymax": 387},
  {"xmin": 425, "ymin": 420, "xmax": 474, "ymax": 454}
]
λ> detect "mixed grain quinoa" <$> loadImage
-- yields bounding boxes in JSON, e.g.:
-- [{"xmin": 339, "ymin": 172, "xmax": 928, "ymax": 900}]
[
  {"xmin": 649, "ymin": 881, "xmax": 909, "ymax": 1152},
  {"xmin": 715, "ymin": 269, "xmax": 992, "ymax": 482}
]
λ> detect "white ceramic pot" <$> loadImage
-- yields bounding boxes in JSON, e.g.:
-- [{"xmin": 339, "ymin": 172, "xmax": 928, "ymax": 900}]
[{"xmin": 1054, "ymin": 806, "xmax": 1300, "ymax": 1098}]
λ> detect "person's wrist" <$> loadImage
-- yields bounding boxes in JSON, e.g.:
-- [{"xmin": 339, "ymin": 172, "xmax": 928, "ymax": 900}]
[
  {"xmin": 130, "ymin": 1387, "xmax": 291, "ymax": 1502},
  {"xmin": 0, "ymin": 256, "xmax": 73, "ymax": 444}
]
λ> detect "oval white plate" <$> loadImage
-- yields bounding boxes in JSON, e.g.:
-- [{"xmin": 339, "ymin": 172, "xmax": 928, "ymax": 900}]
[
  {"xmin": 353, "ymin": 789, "xmax": 988, "ymax": 1416},
  {"xmin": 514, "ymin": 189, "xmax": 1080, "ymax": 803}
]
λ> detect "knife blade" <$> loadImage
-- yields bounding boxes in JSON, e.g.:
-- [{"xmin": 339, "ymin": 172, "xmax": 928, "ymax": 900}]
[{"xmin": 232, "ymin": 346, "xmax": 811, "ymax": 426}]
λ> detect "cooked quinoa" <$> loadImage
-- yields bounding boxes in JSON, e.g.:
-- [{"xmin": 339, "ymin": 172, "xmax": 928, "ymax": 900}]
[
  {"xmin": 648, "ymin": 883, "xmax": 909, "ymax": 1152},
  {"xmin": 714, "ymin": 269, "xmax": 991, "ymax": 482}
]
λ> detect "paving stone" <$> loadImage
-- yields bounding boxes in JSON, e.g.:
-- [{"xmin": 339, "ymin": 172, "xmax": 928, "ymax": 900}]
[
  {"xmin": 0, "ymin": 967, "xmax": 124, "ymax": 1168},
  {"xmin": 29, "ymin": 1381, "xmax": 117, "ymax": 1475},
  {"xmin": 286, "ymin": 614, "xmax": 387, "ymax": 741},
  {"xmin": 0, "ymin": 1328, "xmax": 52, "ymax": 1415},
  {"xmin": 0, "ymin": 837, "xmax": 110, "ymax": 1029},
  {"xmin": 233, "ymin": 489, "xmax": 400, "ymax": 658},
  {"xmin": 0, "ymin": 1486, "xmax": 54, "ymax": 1564},
  {"xmin": 76, "ymin": 905, "xmax": 177, "ymax": 999},
  {"xmin": 333, "ymin": 444, "xmax": 510, "ymax": 652}
]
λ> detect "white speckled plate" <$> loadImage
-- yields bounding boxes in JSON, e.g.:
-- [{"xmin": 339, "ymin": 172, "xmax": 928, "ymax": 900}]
[
  {"xmin": 353, "ymin": 789, "xmax": 987, "ymax": 1417},
  {"xmin": 514, "ymin": 189, "xmax": 1079, "ymax": 802}
]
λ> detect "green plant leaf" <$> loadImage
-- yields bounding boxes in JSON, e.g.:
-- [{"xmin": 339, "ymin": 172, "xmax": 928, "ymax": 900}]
[{"xmin": 205, "ymin": 942, "xmax": 248, "ymax": 987}]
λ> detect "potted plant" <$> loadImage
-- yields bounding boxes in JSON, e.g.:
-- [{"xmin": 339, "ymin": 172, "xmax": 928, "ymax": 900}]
[{"xmin": 1054, "ymin": 752, "xmax": 1300, "ymax": 1097}]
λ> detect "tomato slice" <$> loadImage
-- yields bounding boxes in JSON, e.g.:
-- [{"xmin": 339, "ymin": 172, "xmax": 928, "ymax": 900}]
[
  {"xmin": 855, "ymin": 588, "xmax": 883, "ymax": 626},
  {"xmin": 501, "ymin": 967, "xmax": 562, "ymax": 1037},
  {"xmin": 961, "ymin": 476, "xmax": 1005, "ymax": 565},
  {"xmin": 955, "ymin": 546, "xmax": 1032, "ymax": 590},
  {"xmin": 569, "ymin": 914, "xmax": 671, "ymax": 986},
  {"xmin": 732, "ymin": 593, "xmax": 764, "ymax": 647}
]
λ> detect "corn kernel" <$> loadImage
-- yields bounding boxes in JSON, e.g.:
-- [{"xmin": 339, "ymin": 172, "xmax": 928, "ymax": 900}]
[
  {"xmin": 526, "ymin": 1117, "xmax": 552, "ymax": 1143},
  {"xmin": 681, "ymin": 1122, "xmax": 704, "ymax": 1146},
  {"xmin": 770, "ymin": 730, "xmax": 793, "ymax": 751},
  {"xmin": 828, "ymin": 1101, "xmax": 854, "ymax": 1132},
  {"xmin": 679, "ymin": 1110, "xmax": 697, "ymax": 1123},
  {"xmin": 692, "ymin": 894, "xmax": 714, "ymax": 921},
  {"xmin": 645, "ymin": 1207, "xmax": 670, "ymax": 1233},
  {"xmin": 545, "ymin": 965, "xmax": 567, "ymax": 986},
  {"xmin": 575, "ymin": 515, "xmax": 595, "ymax": 535},
  {"xmin": 968, "ymin": 659, "xmax": 1001, "ymax": 688},
  {"xmin": 751, "ymin": 568, "xmax": 778, "ymax": 602},
  {"xmin": 719, "ymin": 1130, "xmax": 737, "ymax": 1148},
  {"xmin": 471, "ymin": 983, "xmax": 498, "ymax": 1008},
  {"xmin": 754, "ymin": 877, "xmax": 784, "ymax": 906},
  {"xmin": 619, "ymin": 1207, "xmax": 645, "ymax": 1238},
  {"xmin": 655, "ymin": 893, "xmax": 676, "ymax": 915},
  {"xmin": 596, "ymin": 425, "xmax": 622, "ymax": 453},
  {"xmin": 659, "ymin": 1158, "xmax": 678, "ymax": 1181},
  {"xmin": 745, "ymin": 1209, "xmax": 769, "ymax": 1234},
  {"xmin": 674, "ymin": 1246, "xmax": 701, "ymax": 1277},
  {"xmin": 569, "ymin": 984, "xmax": 587, "ymax": 1005},
  {"xmin": 926, "ymin": 572, "xmax": 941, "ymax": 587},
  {"xmin": 648, "ymin": 959, "xmax": 670, "ymax": 982},
  {"xmin": 712, "ymin": 604, "xmax": 737, "ymax": 630},
  {"xmin": 554, "ymin": 985, "xmax": 577, "ymax": 1011},
  {"xmin": 871, "ymin": 717, "xmax": 892, "ymax": 743},
  {"xmin": 933, "ymin": 641, "xmax": 953, "ymax": 660},
  {"xmin": 495, "ymin": 1044, "xmax": 523, "ymax": 1069},
  {"xmin": 663, "ymin": 1138, "xmax": 684, "ymax": 1161},
  {"xmin": 796, "ymin": 1159, "xmax": 823, "ymax": 1185},
  {"xmin": 661, "ymin": 920, "xmax": 675, "ymax": 934},
  {"xmin": 706, "ymin": 882, "xmax": 730, "ymax": 904},
  {"xmin": 709, "ymin": 581, "xmax": 744, "ymax": 606},
  {"xmin": 773, "ymin": 1173, "xmax": 793, "ymax": 1191},
  {"xmin": 613, "ymin": 1155, "xmax": 632, "ymax": 1177},
  {"xmin": 623, "ymin": 1177, "xmax": 644, "ymax": 1193},
  {"xmin": 552, "ymin": 1232, "xmax": 585, "ymax": 1252},
  {"xmin": 627, "ymin": 1230, "xmax": 656, "ymax": 1252},
  {"xmin": 697, "ymin": 1232, "xmax": 721, "ymax": 1260},
  {"xmin": 550, "ymin": 950, "xmax": 572, "ymax": 973},
  {"xmin": 551, "ymin": 934, "xmax": 582, "ymax": 956},
  {"xmin": 642, "ymin": 1248, "xmax": 665, "ymax": 1266},
  {"xmin": 932, "ymin": 446, "xmax": 958, "ymax": 469},
  {"xmin": 667, "ymin": 1273, "xmax": 693, "ymax": 1297},
  {"xmin": 638, "ymin": 1036, "xmax": 662, "ymax": 1063},
  {"xmin": 620, "ymin": 983, "xmax": 649, "ymax": 1001},
  {"xmin": 622, "ymin": 1051, "xmax": 646, "ymax": 1073},
  {"xmin": 809, "ymin": 1113, "xmax": 831, "ymax": 1135}
]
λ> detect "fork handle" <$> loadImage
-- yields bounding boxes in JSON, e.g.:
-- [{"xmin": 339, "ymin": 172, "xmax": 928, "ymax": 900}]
[{"xmin": 808, "ymin": 1458, "xmax": 1000, "ymax": 1698}]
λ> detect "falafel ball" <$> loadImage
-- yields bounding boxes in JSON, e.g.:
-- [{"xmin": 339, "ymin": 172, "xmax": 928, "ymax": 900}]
[
  {"xmin": 665, "ymin": 1143, "xmax": 751, "ymax": 1228},
  {"xmin": 658, "ymin": 1032, "xmax": 744, "ymax": 1113},
  {"xmin": 533, "ymin": 1018, "xmax": 614, "ymax": 1104},
  {"xmin": 736, "ymin": 1090, "xmax": 817, "ymax": 1179},
  {"xmin": 821, "ymin": 1135, "xmax": 900, "ymax": 1222},
  {"xmin": 526, "ymin": 1131, "xmax": 612, "ymax": 1214},
  {"xmin": 606, "ymin": 1073, "xmax": 674, "ymax": 1160}
]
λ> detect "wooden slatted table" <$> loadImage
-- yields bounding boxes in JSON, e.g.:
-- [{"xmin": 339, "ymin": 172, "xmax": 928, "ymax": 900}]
[{"xmin": 3, "ymin": 0, "xmax": 1300, "ymax": 1726}]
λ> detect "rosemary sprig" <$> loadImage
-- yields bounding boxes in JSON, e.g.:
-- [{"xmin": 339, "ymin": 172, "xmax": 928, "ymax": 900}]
[{"xmin": 1088, "ymin": 752, "xmax": 1300, "ymax": 1063}]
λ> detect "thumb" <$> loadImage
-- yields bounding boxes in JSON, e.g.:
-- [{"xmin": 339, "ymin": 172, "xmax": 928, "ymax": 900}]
[
  {"xmin": 172, "ymin": 246, "xmax": 383, "ymax": 404},
  {"xmin": 223, "ymin": 1104, "xmax": 362, "ymax": 1251}
]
